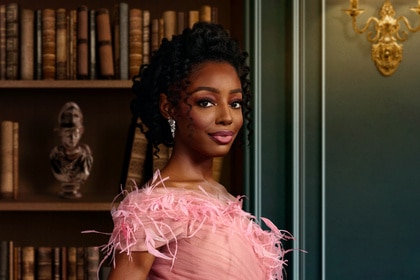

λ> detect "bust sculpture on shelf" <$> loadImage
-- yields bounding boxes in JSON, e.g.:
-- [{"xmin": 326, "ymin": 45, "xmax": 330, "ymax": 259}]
[{"xmin": 50, "ymin": 102, "xmax": 93, "ymax": 199}]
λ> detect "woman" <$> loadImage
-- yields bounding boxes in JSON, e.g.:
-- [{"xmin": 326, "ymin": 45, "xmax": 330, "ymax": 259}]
[{"xmin": 103, "ymin": 22, "xmax": 292, "ymax": 280}]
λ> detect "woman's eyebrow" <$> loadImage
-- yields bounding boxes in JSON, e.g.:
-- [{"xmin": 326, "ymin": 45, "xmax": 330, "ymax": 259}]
[{"xmin": 189, "ymin": 86, "xmax": 243, "ymax": 94}]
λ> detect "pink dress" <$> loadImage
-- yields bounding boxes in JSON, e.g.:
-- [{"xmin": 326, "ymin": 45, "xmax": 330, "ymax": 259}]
[{"xmin": 102, "ymin": 171, "xmax": 292, "ymax": 280}]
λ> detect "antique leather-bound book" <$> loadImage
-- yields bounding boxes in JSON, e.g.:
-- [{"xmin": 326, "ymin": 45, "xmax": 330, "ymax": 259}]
[
  {"xmin": 129, "ymin": 8, "xmax": 142, "ymax": 79},
  {"xmin": 42, "ymin": 9, "xmax": 56, "ymax": 80},
  {"xmin": 96, "ymin": 8, "xmax": 114, "ymax": 79}
]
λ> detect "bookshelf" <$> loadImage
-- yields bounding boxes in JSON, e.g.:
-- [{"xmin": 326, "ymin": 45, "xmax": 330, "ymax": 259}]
[{"xmin": 0, "ymin": 1, "xmax": 245, "ymax": 277}]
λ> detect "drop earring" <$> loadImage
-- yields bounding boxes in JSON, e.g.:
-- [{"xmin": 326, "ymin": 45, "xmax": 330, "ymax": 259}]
[{"xmin": 168, "ymin": 118, "xmax": 176, "ymax": 139}]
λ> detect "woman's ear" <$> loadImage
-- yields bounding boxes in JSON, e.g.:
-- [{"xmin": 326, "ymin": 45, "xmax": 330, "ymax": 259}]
[{"xmin": 159, "ymin": 93, "xmax": 172, "ymax": 119}]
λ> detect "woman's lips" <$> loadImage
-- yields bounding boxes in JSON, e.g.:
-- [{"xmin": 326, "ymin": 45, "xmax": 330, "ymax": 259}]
[{"xmin": 209, "ymin": 131, "xmax": 234, "ymax": 145}]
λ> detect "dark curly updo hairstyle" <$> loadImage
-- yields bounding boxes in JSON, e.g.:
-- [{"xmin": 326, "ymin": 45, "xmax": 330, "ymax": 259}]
[{"xmin": 131, "ymin": 22, "xmax": 251, "ymax": 149}]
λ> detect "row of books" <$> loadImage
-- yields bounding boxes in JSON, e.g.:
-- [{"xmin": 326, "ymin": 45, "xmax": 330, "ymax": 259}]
[
  {"xmin": 0, "ymin": 241, "xmax": 109, "ymax": 280},
  {"xmin": 0, "ymin": 2, "xmax": 218, "ymax": 81},
  {"xmin": 0, "ymin": 120, "xmax": 18, "ymax": 200}
]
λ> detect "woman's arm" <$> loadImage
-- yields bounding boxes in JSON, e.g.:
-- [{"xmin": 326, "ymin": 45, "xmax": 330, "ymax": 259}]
[{"xmin": 107, "ymin": 251, "xmax": 156, "ymax": 280}]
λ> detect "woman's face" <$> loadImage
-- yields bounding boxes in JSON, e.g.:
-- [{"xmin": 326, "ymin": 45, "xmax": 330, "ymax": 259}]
[{"xmin": 172, "ymin": 61, "xmax": 243, "ymax": 159}]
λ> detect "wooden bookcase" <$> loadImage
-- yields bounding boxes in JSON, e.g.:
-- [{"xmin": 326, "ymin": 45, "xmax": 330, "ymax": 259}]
[{"xmin": 0, "ymin": 0, "xmax": 244, "ymax": 249}]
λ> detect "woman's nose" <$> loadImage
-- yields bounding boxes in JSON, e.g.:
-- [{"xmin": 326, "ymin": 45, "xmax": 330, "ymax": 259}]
[{"xmin": 216, "ymin": 104, "xmax": 233, "ymax": 125}]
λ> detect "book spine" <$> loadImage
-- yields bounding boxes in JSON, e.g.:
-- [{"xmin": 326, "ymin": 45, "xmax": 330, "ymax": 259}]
[
  {"xmin": 20, "ymin": 9, "xmax": 34, "ymax": 80},
  {"xmin": 85, "ymin": 247, "xmax": 99, "ymax": 280},
  {"xmin": 188, "ymin": 10, "xmax": 199, "ymax": 28},
  {"xmin": 5, "ymin": 3, "xmax": 19, "ymax": 80},
  {"xmin": 0, "ymin": 5, "xmax": 6, "ymax": 80},
  {"xmin": 151, "ymin": 18, "xmax": 159, "ymax": 52},
  {"xmin": 76, "ymin": 6, "xmax": 88, "ymax": 79},
  {"xmin": 211, "ymin": 6, "xmax": 218, "ymax": 24},
  {"xmin": 158, "ymin": 18, "xmax": 164, "ymax": 48},
  {"xmin": 1, "ymin": 121, "xmax": 14, "ymax": 198},
  {"xmin": 42, "ymin": 9, "xmax": 56, "ymax": 80},
  {"xmin": 119, "ymin": 3, "xmax": 128, "ymax": 80},
  {"xmin": 142, "ymin": 10, "xmax": 150, "ymax": 65},
  {"xmin": 67, "ymin": 247, "xmax": 76, "ymax": 280},
  {"xmin": 76, "ymin": 247, "xmax": 84, "ymax": 280},
  {"xmin": 56, "ymin": 8, "xmax": 67, "ymax": 80},
  {"xmin": 60, "ymin": 247, "xmax": 67, "ymax": 280},
  {"xmin": 199, "ymin": 5, "xmax": 212, "ymax": 23},
  {"xmin": 112, "ymin": 4, "xmax": 120, "ymax": 79},
  {"xmin": 124, "ymin": 119, "xmax": 147, "ymax": 191},
  {"xmin": 177, "ymin": 11, "xmax": 185, "ymax": 35},
  {"xmin": 21, "ymin": 247, "xmax": 34, "ymax": 280},
  {"xmin": 34, "ymin": 10, "xmax": 42, "ymax": 80},
  {"xmin": 69, "ymin": 10, "xmax": 77, "ymax": 80},
  {"xmin": 89, "ymin": 9, "xmax": 96, "ymax": 80},
  {"xmin": 128, "ymin": 8, "xmax": 142, "ymax": 79},
  {"xmin": 53, "ymin": 247, "xmax": 61, "ymax": 280},
  {"xmin": 37, "ymin": 247, "xmax": 52, "ymax": 280},
  {"xmin": 13, "ymin": 246, "xmax": 21, "ymax": 280},
  {"xmin": 162, "ymin": 10, "xmax": 176, "ymax": 40},
  {"xmin": 12, "ymin": 122, "xmax": 18, "ymax": 200},
  {"xmin": 0, "ymin": 241, "xmax": 9, "ymax": 280},
  {"xmin": 8, "ymin": 241, "xmax": 13, "ymax": 280},
  {"xmin": 96, "ymin": 8, "xmax": 114, "ymax": 79}
]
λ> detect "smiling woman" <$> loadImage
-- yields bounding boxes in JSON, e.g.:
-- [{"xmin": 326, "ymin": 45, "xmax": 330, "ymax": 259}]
[{"xmin": 101, "ymin": 22, "xmax": 293, "ymax": 280}]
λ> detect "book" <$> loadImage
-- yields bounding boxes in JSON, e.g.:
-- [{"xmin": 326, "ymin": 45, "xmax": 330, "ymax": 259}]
[
  {"xmin": 118, "ymin": 3, "xmax": 129, "ymax": 80},
  {"xmin": 142, "ymin": 10, "xmax": 150, "ymax": 65},
  {"xmin": 211, "ymin": 6, "xmax": 218, "ymax": 24},
  {"xmin": 21, "ymin": 247, "xmax": 35, "ymax": 280},
  {"xmin": 34, "ymin": 10, "xmax": 42, "ymax": 80},
  {"xmin": 37, "ymin": 247, "xmax": 52, "ymax": 280},
  {"xmin": 128, "ymin": 8, "xmax": 142, "ymax": 79},
  {"xmin": 112, "ymin": 5, "xmax": 120, "ymax": 80},
  {"xmin": 67, "ymin": 247, "xmax": 76, "ymax": 280},
  {"xmin": 158, "ymin": 18, "xmax": 164, "ymax": 47},
  {"xmin": 20, "ymin": 9, "xmax": 34, "ymax": 80},
  {"xmin": 177, "ymin": 11, "xmax": 186, "ymax": 35},
  {"xmin": 68, "ymin": 9, "xmax": 77, "ymax": 80},
  {"xmin": 76, "ymin": 247, "xmax": 84, "ymax": 280},
  {"xmin": 0, "ymin": 121, "xmax": 14, "ymax": 198},
  {"xmin": 8, "ymin": 241, "xmax": 13, "ymax": 280},
  {"xmin": 13, "ymin": 246, "xmax": 21, "ymax": 280},
  {"xmin": 0, "ymin": 241, "xmax": 9, "ymax": 280},
  {"xmin": 124, "ymin": 118, "xmax": 148, "ymax": 191},
  {"xmin": 85, "ymin": 247, "xmax": 99, "ymax": 280},
  {"xmin": 53, "ymin": 247, "xmax": 61, "ymax": 280},
  {"xmin": 89, "ymin": 9, "xmax": 96, "ymax": 80},
  {"xmin": 162, "ymin": 10, "xmax": 176, "ymax": 40},
  {"xmin": 5, "ymin": 3, "xmax": 19, "ymax": 80},
  {"xmin": 42, "ymin": 9, "xmax": 56, "ymax": 80},
  {"xmin": 188, "ymin": 10, "xmax": 199, "ymax": 28},
  {"xmin": 77, "ymin": 6, "xmax": 88, "ymax": 79},
  {"xmin": 96, "ymin": 8, "xmax": 114, "ymax": 79},
  {"xmin": 12, "ymin": 121, "xmax": 18, "ymax": 200},
  {"xmin": 56, "ymin": 8, "xmax": 67, "ymax": 80},
  {"xmin": 151, "ymin": 18, "xmax": 159, "ymax": 52},
  {"xmin": 199, "ymin": 5, "xmax": 212, "ymax": 23},
  {"xmin": 0, "ymin": 5, "xmax": 6, "ymax": 80}
]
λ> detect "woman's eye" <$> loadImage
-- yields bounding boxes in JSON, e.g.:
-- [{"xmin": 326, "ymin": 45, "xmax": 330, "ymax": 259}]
[
  {"xmin": 231, "ymin": 100, "xmax": 243, "ymax": 109},
  {"xmin": 197, "ymin": 100, "xmax": 214, "ymax": 108}
]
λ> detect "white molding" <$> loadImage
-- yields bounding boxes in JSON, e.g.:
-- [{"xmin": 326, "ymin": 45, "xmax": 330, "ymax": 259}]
[
  {"xmin": 321, "ymin": 0, "xmax": 327, "ymax": 279},
  {"xmin": 247, "ymin": 0, "xmax": 263, "ymax": 221},
  {"xmin": 292, "ymin": 0, "xmax": 302, "ymax": 279}
]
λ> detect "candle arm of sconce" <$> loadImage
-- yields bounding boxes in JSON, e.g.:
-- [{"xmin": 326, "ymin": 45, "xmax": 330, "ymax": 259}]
[
  {"xmin": 397, "ymin": 15, "xmax": 420, "ymax": 33},
  {"xmin": 352, "ymin": 16, "xmax": 378, "ymax": 34}
]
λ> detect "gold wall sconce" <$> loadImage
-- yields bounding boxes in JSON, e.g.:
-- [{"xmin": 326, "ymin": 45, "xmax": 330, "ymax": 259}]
[{"xmin": 344, "ymin": 0, "xmax": 420, "ymax": 76}]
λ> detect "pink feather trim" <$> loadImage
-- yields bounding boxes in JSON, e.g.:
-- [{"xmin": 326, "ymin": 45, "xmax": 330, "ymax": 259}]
[{"xmin": 91, "ymin": 170, "xmax": 293, "ymax": 279}]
